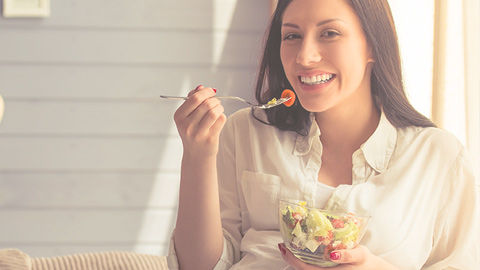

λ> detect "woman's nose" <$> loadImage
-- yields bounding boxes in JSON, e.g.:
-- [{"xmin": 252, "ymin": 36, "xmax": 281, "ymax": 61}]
[{"xmin": 296, "ymin": 39, "xmax": 322, "ymax": 66}]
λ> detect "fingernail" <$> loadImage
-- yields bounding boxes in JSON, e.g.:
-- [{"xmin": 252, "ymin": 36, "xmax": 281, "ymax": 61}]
[
  {"xmin": 213, "ymin": 88, "xmax": 217, "ymax": 93},
  {"xmin": 278, "ymin": 244, "xmax": 286, "ymax": 255},
  {"xmin": 330, "ymin": 251, "xmax": 340, "ymax": 260},
  {"xmin": 194, "ymin": 85, "xmax": 203, "ymax": 91}
]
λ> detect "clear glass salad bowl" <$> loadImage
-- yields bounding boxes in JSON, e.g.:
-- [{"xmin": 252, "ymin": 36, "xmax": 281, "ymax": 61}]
[{"xmin": 278, "ymin": 199, "xmax": 370, "ymax": 267}]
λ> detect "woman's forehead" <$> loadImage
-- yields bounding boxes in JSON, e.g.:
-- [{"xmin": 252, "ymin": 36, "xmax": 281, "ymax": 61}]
[{"xmin": 282, "ymin": 0, "xmax": 360, "ymax": 27}]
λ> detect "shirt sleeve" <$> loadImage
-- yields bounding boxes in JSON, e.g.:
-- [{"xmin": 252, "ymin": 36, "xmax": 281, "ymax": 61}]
[
  {"xmin": 215, "ymin": 113, "xmax": 244, "ymax": 266},
  {"xmin": 423, "ymin": 147, "xmax": 480, "ymax": 270},
  {"xmin": 167, "ymin": 114, "xmax": 243, "ymax": 270},
  {"xmin": 167, "ymin": 229, "xmax": 236, "ymax": 270}
]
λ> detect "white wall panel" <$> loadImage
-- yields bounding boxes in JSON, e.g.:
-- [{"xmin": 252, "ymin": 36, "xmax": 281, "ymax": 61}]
[
  {"xmin": 0, "ymin": 66, "xmax": 257, "ymax": 99},
  {"xmin": 0, "ymin": 136, "xmax": 183, "ymax": 171},
  {"xmin": 0, "ymin": 101, "xmax": 179, "ymax": 135},
  {"xmin": 0, "ymin": 0, "xmax": 268, "ymax": 32},
  {"xmin": 0, "ymin": 172, "xmax": 180, "ymax": 208},
  {"xmin": 0, "ymin": 29, "xmax": 261, "ymax": 66},
  {"xmin": 0, "ymin": 209, "xmax": 175, "ymax": 242},
  {"xmin": 0, "ymin": 0, "xmax": 270, "ymax": 258}
]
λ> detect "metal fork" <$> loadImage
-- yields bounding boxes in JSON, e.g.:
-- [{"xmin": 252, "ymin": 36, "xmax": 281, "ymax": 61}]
[{"xmin": 159, "ymin": 95, "xmax": 290, "ymax": 109}]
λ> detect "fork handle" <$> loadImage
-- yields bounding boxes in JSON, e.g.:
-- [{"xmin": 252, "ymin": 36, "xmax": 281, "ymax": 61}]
[
  {"xmin": 160, "ymin": 95, "xmax": 239, "ymax": 100},
  {"xmin": 159, "ymin": 95, "xmax": 188, "ymax": 100}
]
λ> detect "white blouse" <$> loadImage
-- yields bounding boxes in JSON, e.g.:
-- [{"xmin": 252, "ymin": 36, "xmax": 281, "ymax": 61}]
[
  {"xmin": 316, "ymin": 182, "xmax": 334, "ymax": 208},
  {"xmin": 168, "ymin": 108, "xmax": 480, "ymax": 270}
]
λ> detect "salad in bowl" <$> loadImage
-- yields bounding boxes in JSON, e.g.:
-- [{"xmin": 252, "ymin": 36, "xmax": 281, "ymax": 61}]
[{"xmin": 278, "ymin": 199, "xmax": 370, "ymax": 267}]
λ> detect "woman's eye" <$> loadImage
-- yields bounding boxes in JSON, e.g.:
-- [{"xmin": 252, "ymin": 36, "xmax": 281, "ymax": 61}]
[
  {"xmin": 283, "ymin": 33, "xmax": 301, "ymax": 41},
  {"xmin": 321, "ymin": 30, "xmax": 340, "ymax": 38}
]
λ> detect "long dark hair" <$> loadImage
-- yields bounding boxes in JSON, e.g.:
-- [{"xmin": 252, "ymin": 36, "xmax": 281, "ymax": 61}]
[{"xmin": 253, "ymin": 0, "xmax": 435, "ymax": 135}]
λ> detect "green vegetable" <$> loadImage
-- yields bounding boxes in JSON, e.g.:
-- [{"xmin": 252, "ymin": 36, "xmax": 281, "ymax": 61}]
[
  {"xmin": 334, "ymin": 221, "xmax": 359, "ymax": 243},
  {"xmin": 306, "ymin": 209, "xmax": 333, "ymax": 238}
]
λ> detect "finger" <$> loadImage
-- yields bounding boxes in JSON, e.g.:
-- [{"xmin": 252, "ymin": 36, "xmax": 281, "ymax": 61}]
[
  {"xmin": 187, "ymin": 85, "xmax": 217, "ymax": 97},
  {"xmin": 188, "ymin": 96, "xmax": 222, "ymax": 128},
  {"xmin": 185, "ymin": 87, "xmax": 217, "ymax": 113},
  {"xmin": 200, "ymin": 101, "xmax": 226, "ymax": 132},
  {"xmin": 174, "ymin": 87, "xmax": 216, "ymax": 120},
  {"xmin": 195, "ymin": 100, "xmax": 225, "ymax": 137},
  {"xmin": 279, "ymin": 243, "xmax": 322, "ymax": 270},
  {"xmin": 187, "ymin": 85, "xmax": 204, "ymax": 97},
  {"xmin": 279, "ymin": 243, "xmax": 305, "ymax": 269},
  {"xmin": 329, "ymin": 246, "xmax": 368, "ymax": 265},
  {"xmin": 209, "ymin": 111, "xmax": 227, "ymax": 137}
]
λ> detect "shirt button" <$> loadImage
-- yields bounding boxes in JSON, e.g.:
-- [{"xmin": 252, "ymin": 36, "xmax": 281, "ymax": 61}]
[{"xmin": 297, "ymin": 147, "xmax": 306, "ymax": 152}]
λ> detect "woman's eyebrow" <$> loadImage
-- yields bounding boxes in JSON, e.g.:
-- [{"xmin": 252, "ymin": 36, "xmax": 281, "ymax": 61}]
[
  {"xmin": 317, "ymin": 18, "xmax": 344, "ymax": 26},
  {"xmin": 282, "ymin": 19, "xmax": 344, "ymax": 29}
]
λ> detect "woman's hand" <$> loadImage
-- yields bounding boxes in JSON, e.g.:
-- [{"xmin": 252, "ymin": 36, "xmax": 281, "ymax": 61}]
[
  {"xmin": 278, "ymin": 243, "xmax": 398, "ymax": 270},
  {"xmin": 173, "ymin": 85, "xmax": 227, "ymax": 270},
  {"xmin": 173, "ymin": 85, "xmax": 227, "ymax": 159}
]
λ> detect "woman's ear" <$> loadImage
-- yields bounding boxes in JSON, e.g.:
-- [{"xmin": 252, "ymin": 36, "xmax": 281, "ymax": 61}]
[
  {"xmin": 366, "ymin": 43, "xmax": 375, "ymax": 63},
  {"xmin": 367, "ymin": 49, "xmax": 375, "ymax": 63}
]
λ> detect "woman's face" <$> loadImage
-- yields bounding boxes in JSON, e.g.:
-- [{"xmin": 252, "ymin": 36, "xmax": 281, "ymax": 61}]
[{"xmin": 280, "ymin": 0, "xmax": 374, "ymax": 113}]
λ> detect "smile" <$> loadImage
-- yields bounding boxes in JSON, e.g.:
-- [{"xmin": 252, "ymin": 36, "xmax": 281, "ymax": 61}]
[{"xmin": 299, "ymin": 74, "xmax": 335, "ymax": 85}]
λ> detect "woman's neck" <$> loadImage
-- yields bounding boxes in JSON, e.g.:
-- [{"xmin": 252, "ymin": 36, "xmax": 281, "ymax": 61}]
[{"xmin": 315, "ymin": 99, "xmax": 380, "ymax": 154}]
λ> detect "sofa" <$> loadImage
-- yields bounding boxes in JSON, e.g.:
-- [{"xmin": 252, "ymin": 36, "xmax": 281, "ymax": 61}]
[{"xmin": 0, "ymin": 249, "xmax": 168, "ymax": 270}]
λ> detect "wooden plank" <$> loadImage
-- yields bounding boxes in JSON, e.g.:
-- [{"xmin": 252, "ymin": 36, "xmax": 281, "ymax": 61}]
[
  {"xmin": 0, "ymin": 136, "xmax": 183, "ymax": 171},
  {"xmin": 0, "ymin": 29, "xmax": 263, "ymax": 66},
  {"xmin": 0, "ymin": 100, "xmax": 179, "ymax": 136},
  {"xmin": 0, "ymin": 209, "xmax": 176, "ymax": 243},
  {"xmin": 0, "ymin": 244, "xmax": 169, "ymax": 257},
  {"xmin": 0, "ymin": 98, "xmax": 248, "ymax": 135},
  {"xmin": 0, "ymin": 172, "xmax": 180, "ymax": 208},
  {"xmin": 0, "ymin": 65, "xmax": 258, "ymax": 100},
  {"xmin": 0, "ymin": 0, "xmax": 269, "ymax": 32}
]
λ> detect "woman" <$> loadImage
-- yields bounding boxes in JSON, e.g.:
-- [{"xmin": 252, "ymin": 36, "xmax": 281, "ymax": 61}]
[{"xmin": 168, "ymin": 0, "xmax": 480, "ymax": 269}]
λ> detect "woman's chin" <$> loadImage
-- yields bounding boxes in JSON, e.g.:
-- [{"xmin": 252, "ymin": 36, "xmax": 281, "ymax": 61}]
[{"xmin": 296, "ymin": 98, "xmax": 330, "ymax": 113}]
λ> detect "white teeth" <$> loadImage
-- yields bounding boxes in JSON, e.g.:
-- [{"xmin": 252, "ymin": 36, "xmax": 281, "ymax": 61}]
[{"xmin": 300, "ymin": 74, "xmax": 333, "ymax": 85}]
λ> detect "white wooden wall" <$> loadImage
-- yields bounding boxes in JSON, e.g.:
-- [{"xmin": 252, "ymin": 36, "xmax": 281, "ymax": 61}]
[{"xmin": 0, "ymin": 0, "xmax": 269, "ymax": 257}]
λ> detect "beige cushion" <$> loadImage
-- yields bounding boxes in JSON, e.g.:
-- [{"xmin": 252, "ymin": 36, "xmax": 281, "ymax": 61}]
[
  {"xmin": 0, "ymin": 249, "xmax": 31, "ymax": 270},
  {"xmin": 0, "ymin": 249, "xmax": 168, "ymax": 270}
]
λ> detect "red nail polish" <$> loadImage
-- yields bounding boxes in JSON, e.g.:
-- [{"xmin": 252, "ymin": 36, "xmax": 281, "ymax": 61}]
[
  {"xmin": 330, "ymin": 251, "xmax": 340, "ymax": 260},
  {"xmin": 278, "ymin": 244, "xmax": 286, "ymax": 255},
  {"xmin": 213, "ymin": 88, "xmax": 217, "ymax": 93},
  {"xmin": 194, "ymin": 85, "xmax": 203, "ymax": 91}
]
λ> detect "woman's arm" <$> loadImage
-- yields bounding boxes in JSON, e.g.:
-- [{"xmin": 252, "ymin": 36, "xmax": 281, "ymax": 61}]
[
  {"xmin": 172, "ymin": 86, "xmax": 227, "ymax": 270},
  {"xmin": 423, "ymin": 148, "xmax": 480, "ymax": 269}
]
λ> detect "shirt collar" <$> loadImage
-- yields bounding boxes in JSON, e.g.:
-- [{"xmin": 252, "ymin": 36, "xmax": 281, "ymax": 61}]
[
  {"xmin": 356, "ymin": 112, "xmax": 397, "ymax": 173},
  {"xmin": 293, "ymin": 113, "xmax": 320, "ymax": 156},
  {"xmin": 293, "ymin": 111, "xmax": 397, "ymax": 173}
]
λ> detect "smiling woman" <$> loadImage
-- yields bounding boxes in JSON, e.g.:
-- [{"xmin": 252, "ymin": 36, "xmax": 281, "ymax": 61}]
[{"xmin": 167, "ymin": 0, "xmax": 480, "ymax": 269}]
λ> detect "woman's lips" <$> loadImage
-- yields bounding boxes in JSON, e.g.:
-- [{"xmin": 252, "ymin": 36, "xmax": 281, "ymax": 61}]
[{"xmin": 299, "ymin": 74, "xmax": 335, "ymax": 85}]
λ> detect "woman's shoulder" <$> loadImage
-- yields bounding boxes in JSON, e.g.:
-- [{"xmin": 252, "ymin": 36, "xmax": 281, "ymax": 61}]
[
  {"xmin": 397, "ymin": 125, "xmax": 466, "ymax": 156},
  {"xmin": 223, "ymin": 108, "xmax": 297, "ymax": 144},
  {"xmin": 227, "ymin": 107, "xmax": 253, "ymax": 122},
  {"xmin": 225, "ymin": 108, "xmax": 270, "ymax": 130}
]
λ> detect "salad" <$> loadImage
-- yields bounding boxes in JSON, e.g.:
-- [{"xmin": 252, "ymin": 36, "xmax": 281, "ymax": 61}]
[{"xmin": 279, "ymin": 201, "xmax": 366, "ymax": 263}]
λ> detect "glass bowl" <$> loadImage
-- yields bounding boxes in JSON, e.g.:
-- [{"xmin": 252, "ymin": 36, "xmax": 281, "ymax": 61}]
[{"xmin": 278, "ymin": 199, "xmax": 370, "ymax": 267}]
